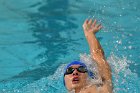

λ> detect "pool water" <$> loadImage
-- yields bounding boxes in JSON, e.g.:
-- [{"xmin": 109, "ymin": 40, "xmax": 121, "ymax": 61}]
[{"xmin": 0, "ymin": 0, "xmax": 140, "ymax": 93}]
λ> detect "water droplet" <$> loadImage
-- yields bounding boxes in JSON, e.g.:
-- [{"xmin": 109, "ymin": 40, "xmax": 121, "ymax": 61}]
[
  {"xmin": 137, "ymin": 17, "xmax": 140, "ymax": 20},
  {"xmin": 2, "ymin": 89, "xmax": 6, "ymax": 91},
  {"xmin": 102, "ymin": 10, "xmax": 105, "ymax": 13},
  {"xmin": 128, "ymin": 41, "xmax": 131, "ymax": 44},
  {"xmin": 122, "ymin": 7, "xmax": 125, "ymax": 10},
  {"xmin": 123, "ymin": 46, "xmax": 127, "ymax": 49},
  {"xmin": 129, "ymin": 55, "xmax": 132, "ymax": 57},
  {"xmin": 116, "ymin": 40, "xmax": 122, "ymax": 44},
  {"xmin": 134, "ymin": 7, "xmax": 137, "ymax": 10},
  {"xmin": 41, "ymin": 88, "xmax": 43, "ymax": 91},
  {"xmin": 128, "ymin": 33, "xmax": 133, "ymax": 36},
  {"xmin": 114, "ymin": 21, "xmax": 117, "ymax": 24},
  {"xmin": 128, "ymin": 46, "xmax": 132, "ymax": 49},
  {"xmin": 92, "ymin": 16, "xmax": 95, "ymax": 19}
]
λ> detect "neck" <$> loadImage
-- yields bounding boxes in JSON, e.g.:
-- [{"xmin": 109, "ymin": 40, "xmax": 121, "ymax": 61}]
[
  {"xmin": 75, "ymin": 84, "xmax": 87, "ymax": 93},
  {"xmin": 75, "ymin": 88, "xmax": 81, "ymax": 93}
]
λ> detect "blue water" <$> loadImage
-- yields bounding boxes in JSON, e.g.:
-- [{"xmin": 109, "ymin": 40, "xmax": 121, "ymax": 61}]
[{"xmin": 0, "ymin": 0, "xmax": 140, "ymax": 93}]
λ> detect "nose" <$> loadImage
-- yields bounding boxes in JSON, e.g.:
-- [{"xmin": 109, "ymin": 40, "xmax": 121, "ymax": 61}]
[{"xmin": 72, "ymin": 69, "xmax": 79, "ymax": 76}]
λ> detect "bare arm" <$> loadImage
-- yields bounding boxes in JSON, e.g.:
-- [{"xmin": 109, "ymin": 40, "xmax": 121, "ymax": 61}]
[{"xmin": 83, "ymin": 19, "xmax": 112, "ymax": 93}]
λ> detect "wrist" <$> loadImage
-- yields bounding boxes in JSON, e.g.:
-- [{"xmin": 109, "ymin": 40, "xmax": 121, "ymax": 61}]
[{"xmin": 85, "ymin": 34, "xmax": 96, "ymax": 40}]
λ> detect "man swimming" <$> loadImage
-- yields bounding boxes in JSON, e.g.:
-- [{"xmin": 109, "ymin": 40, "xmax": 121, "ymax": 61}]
[{"xmin": 63, "ymin": 19, "xmax": 112, "ymax": 93}]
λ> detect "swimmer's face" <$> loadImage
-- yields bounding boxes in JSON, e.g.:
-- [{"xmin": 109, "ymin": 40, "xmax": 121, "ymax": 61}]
[{"xmin": 64, "ymin": 65, "xmax": 88, "ymax": 90}]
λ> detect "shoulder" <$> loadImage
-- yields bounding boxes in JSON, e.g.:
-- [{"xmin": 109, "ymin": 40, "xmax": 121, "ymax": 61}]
[
  {"xmin": 97, "ymin": 80, "xmax": 113, "ymax": 93},
  {"xmin": 82, "ymin": 83, "xmax": 112, "ymax": 93}
]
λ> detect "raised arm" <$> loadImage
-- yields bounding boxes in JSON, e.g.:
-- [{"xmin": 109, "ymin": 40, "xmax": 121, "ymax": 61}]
[{"xmin": 83, "ymin": 19, "xmax": 112, "ymax": 93}]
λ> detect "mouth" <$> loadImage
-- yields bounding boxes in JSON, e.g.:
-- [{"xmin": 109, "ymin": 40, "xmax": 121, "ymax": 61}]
[{"xmin": 72, "ymin": 77, "xmax": 79, "ymax": 84}]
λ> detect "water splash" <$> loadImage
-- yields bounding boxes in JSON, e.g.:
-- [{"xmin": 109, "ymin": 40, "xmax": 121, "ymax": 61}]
[
  {"xmin": 0, "ymin": 53, "xmax": 139, "ymax": 93},
  {"xmin": 80, "ymin": 53, "xmax": 103, "ymax": 85},
  {"xmin": 108, "ymin": 53, "xmax": 140, "ymax": 93}
]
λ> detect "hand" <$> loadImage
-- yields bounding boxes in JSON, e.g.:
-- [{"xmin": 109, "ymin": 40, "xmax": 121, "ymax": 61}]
[{"xmin": 83, "ymin": 19, "xmax": 102, "ymax": 37}]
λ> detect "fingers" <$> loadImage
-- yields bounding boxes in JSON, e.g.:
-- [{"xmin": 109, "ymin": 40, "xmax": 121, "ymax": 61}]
[
  {"xmin": 96, "ymin": 24, "xmax": 102, "ymax": 28},
  {"xmin": 83, "ymin": 19, "xmax": 88, "ymax": 30},
  {"xmin": 88, "ymin": 19, "xmax": 92, "ymax": 26},
  {"xmin": 83, "ymin": 19, "xmax": 88, "ymax": 25},
  {"xmin": 96, "ymin": 24, "xmax": 101, "ymax": 27},
  {"xmin": 93, "ymin": 20, "xmax": 102, "ymax": 30},
  {"xmin": 84, "ymin": 19, "xmax": 88, "ymax": 24},
  {"xmin": 98, "ymin": 25, "xmax": 103, "ymax": 30},
  {"xmin": 83, "ymin": 18, "xmax": 102, "ymax": 30},
  {"xmin": 91, "ymin": 19, "xmax": 97, "ymax": 27}
]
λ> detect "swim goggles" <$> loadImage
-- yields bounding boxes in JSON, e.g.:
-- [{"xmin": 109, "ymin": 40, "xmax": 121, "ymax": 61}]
[{"xmin": 64, "ymin": 66, "xmax": 88, "ymax": 75}]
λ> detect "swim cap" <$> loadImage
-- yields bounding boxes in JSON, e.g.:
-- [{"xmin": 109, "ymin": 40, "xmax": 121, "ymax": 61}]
[{"xmin": 63, "ymin": 61, "xmax": 94, "ymax": 86}]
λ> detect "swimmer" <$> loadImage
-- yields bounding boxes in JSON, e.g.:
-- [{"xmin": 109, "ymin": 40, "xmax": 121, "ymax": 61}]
[{"xmin": 64, "ymin": 19, "xmax": 112, "ymax": 93}]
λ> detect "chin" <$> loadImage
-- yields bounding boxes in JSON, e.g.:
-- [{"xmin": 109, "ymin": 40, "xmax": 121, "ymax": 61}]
[{"xmin": 72, "ymin": 83, "xmax": 83, "ymax": 89}]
